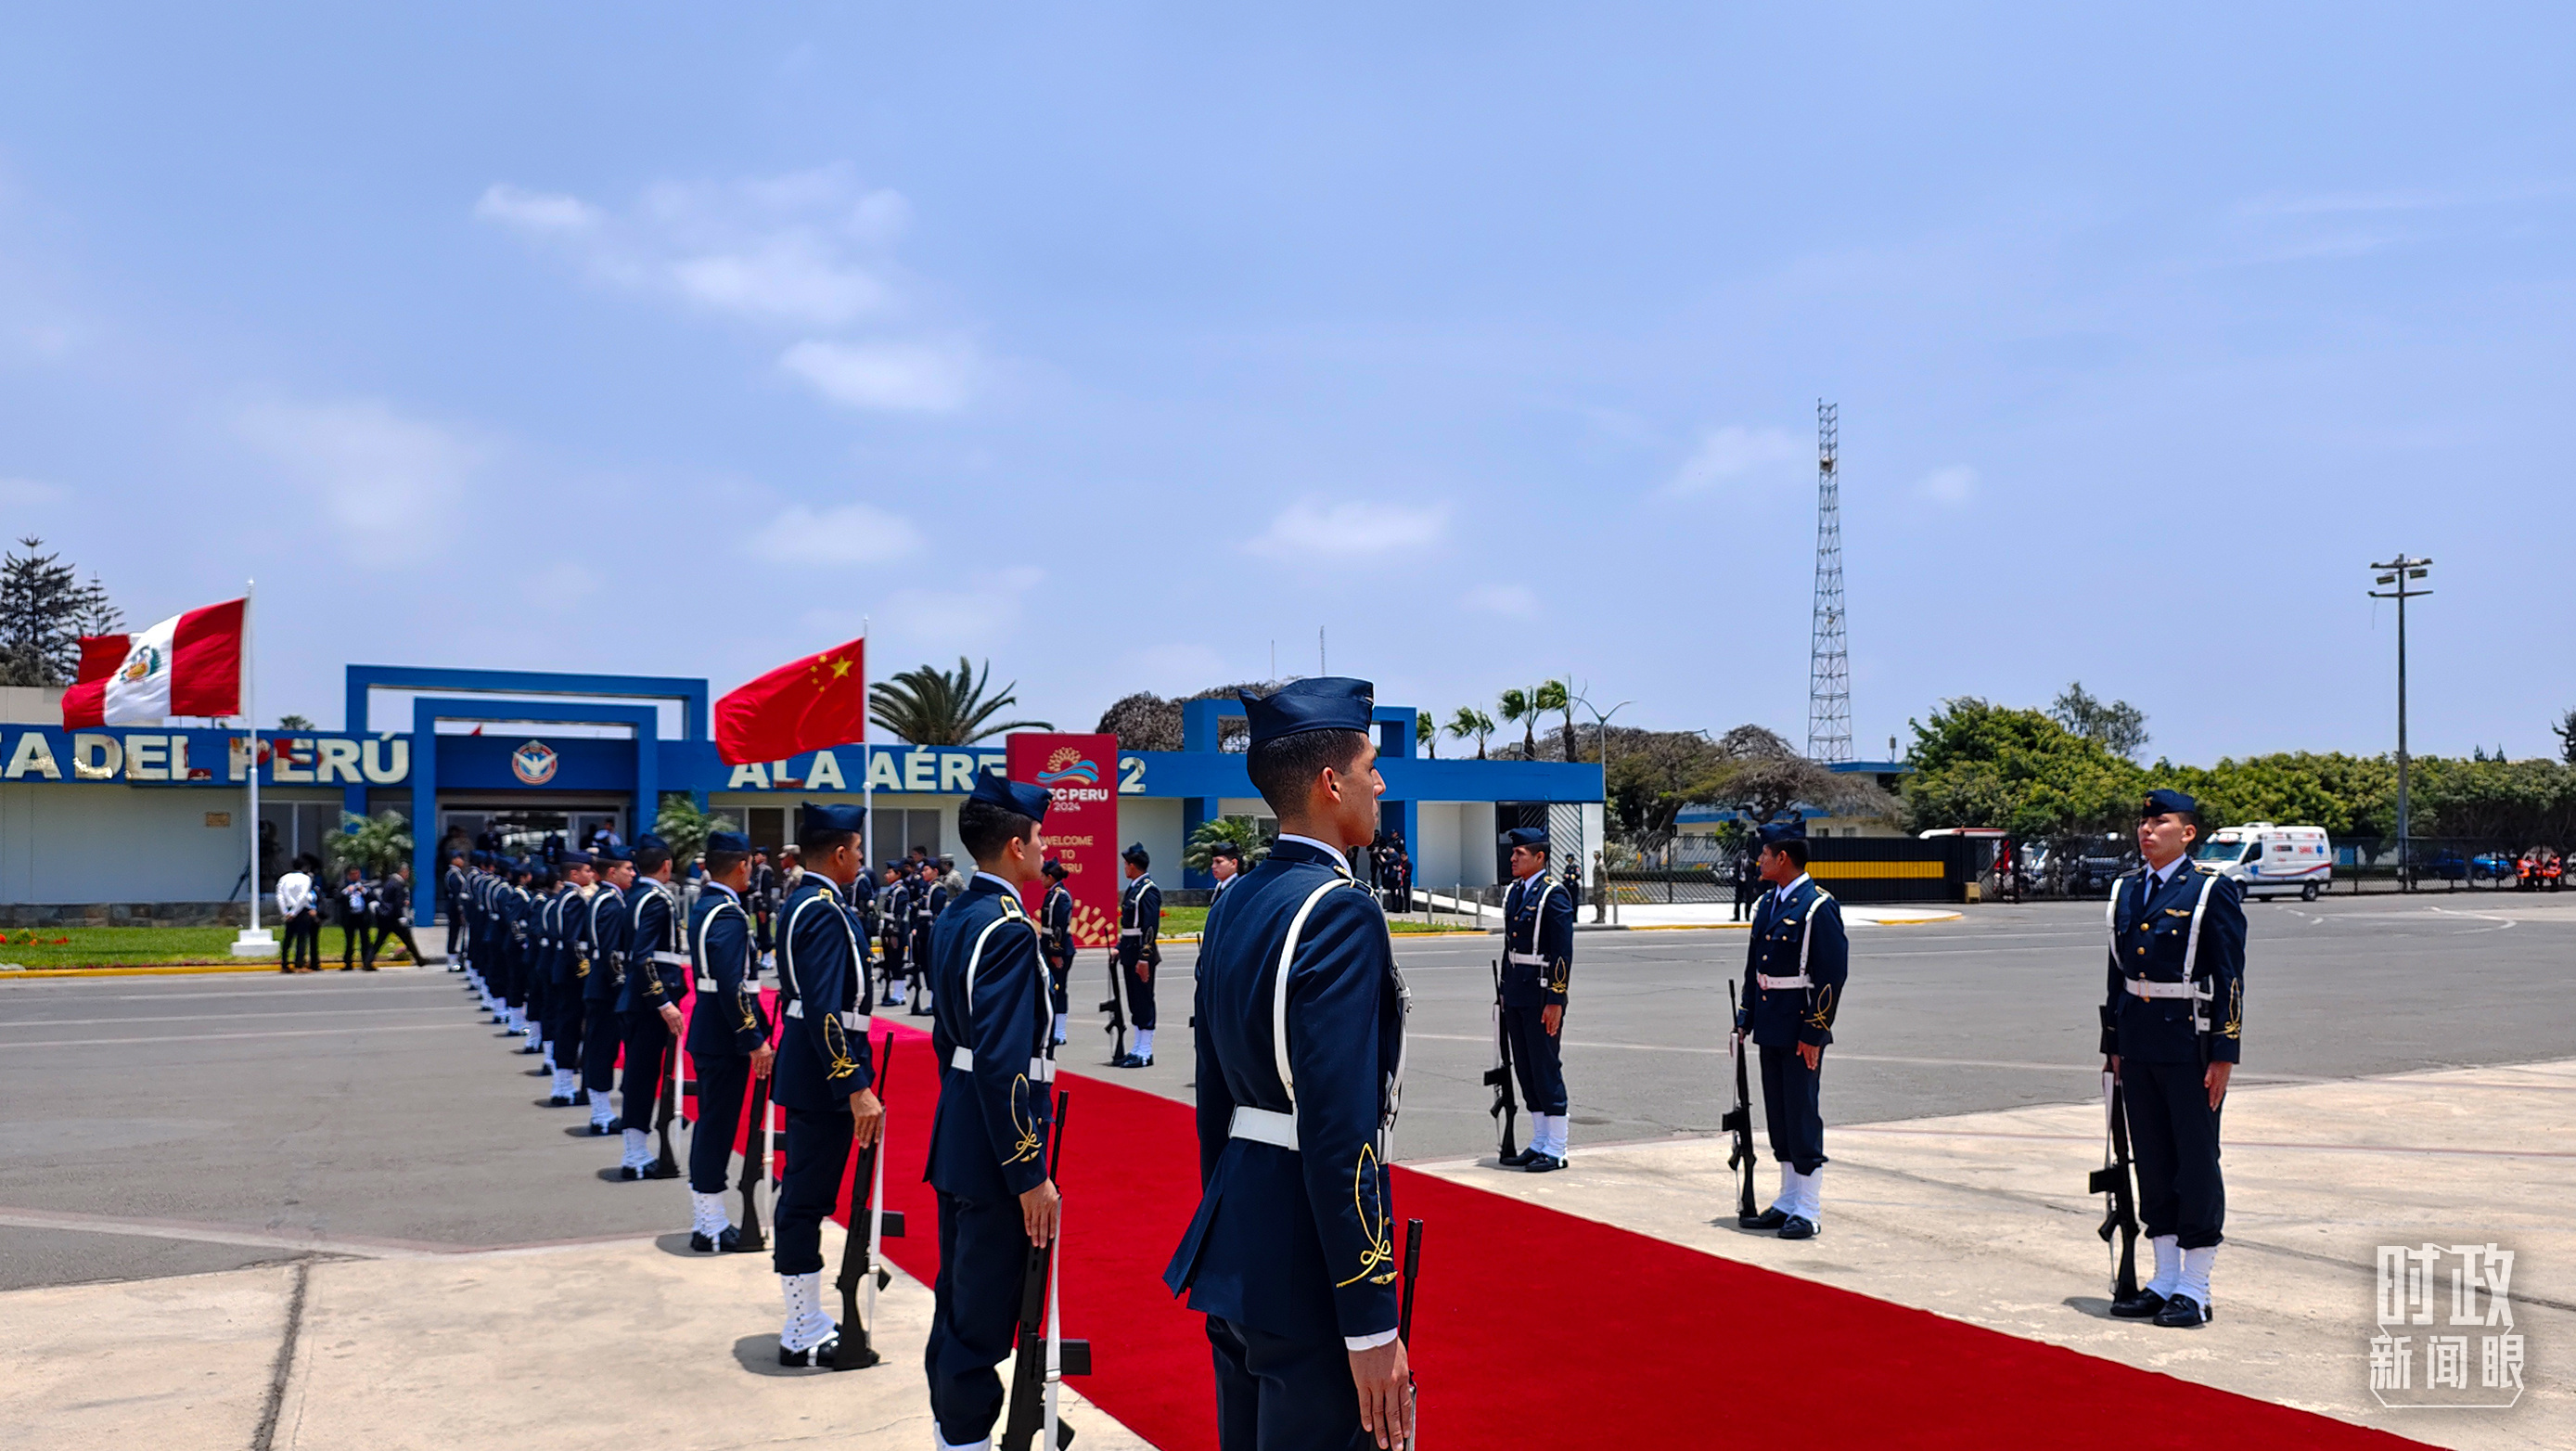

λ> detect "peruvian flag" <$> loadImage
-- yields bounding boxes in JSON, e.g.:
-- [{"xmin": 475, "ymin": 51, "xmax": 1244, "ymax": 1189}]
[
  {"xmin": 715, "ymin": 636, "xmax": 865, "ymax": 765},
  {"xmin": 61, "ymin": 598, "xmax": 247, "ymax": 726}
]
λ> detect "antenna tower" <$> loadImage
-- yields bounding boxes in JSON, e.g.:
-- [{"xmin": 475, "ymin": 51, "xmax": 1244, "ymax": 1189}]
[{"xmin": 1806, "ymin": 401, "xmax": 1852, "ymax": 763}]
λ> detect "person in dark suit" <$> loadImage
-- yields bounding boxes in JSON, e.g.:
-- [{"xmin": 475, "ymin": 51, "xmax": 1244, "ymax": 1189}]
[
  {"xmin": 2101, "ymin": 788, "xmax": 2246, "ymax": 1329},
  {"xmin": 1730, "ymin": 846, "xmax": 1760, "ymax": 922},
  {"xmin": 442, "ymin": 852, "xmax": 468, "ymax": 969},
  {"xmin": 334, "ymin": 865, "xmax": 377, "ymax": 970},
  {"xmin": 580, "ymin": 843, "xmax": 633, "ymax": 1136},
  {"xmin": 1114, "ymin": 843, "xmax": 1161, "ymax": 1067},
  {"xmin": 686, "ymin": 831, "xmax": 774, "ymax": 1252},
  {"xmin": 616, "ymin": 835, "xmax": 686, "ymax": 1181},
  {"xmin": 1497, "ymin": 826, "xmax": 1576, "ymax": 1172},
  {"xmin": 1164, "ymin": 678, "xmax": 1414, "ymax": 1451},
  {"xmin": 769, "ymin": 803, "xmax": 883, "ymax": 1367},
  {"xmin": 1735, "ymin": 821, "xmax": 1849, "ymax": 1240},
  {"xmin": 923, "ymin": 770, "xmax": 1062, "ymax": 1446}
]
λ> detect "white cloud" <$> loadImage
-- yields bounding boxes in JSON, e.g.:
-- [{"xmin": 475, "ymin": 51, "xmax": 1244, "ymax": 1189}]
[
  {"xmin": 1668, "ymin": 425, "xmax": 1802, "ymax": 494},
  {"xmin": 478, "ymin": 164, "xmax": 909, "ymax": 330},
  {"xmin": 0, "ymin": 476, "xmax": 65, "ymax": 506},
  {"xmin": 1464, "ymin": 584, "xmax": 1540, "ymax": 618},
  {"xmin": 779, "ymin": 340, "xmax": 973, "ymax": 413},
  {"xmin": 233, "ymin": 399, "xmax": 481, "ymax": 535},
  {"xmin": 1118, "ymin": 643, "xmax": 1231, "ymax": 691},
  {"xmin": 882, "ymin": 567, "xmax": 1044, "ymax": 647},
  {"xmin": 1245, "ymin": 500, "xmax": 1450, "ymax": 561},
  {"xmin": 744, "ymin": 502, "xmax": 926, "ymax": 565},
  {"xmin": 1916, "ymin": 464, "xmax": 1978, "ymax": 507}
]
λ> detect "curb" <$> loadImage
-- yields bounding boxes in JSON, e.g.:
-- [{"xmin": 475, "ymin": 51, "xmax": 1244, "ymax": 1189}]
[{"xmin": 0, "ymin": 959, "xmax": 435, "ymax": 980}]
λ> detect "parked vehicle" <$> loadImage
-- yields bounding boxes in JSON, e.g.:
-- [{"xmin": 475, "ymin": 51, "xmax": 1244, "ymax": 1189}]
[
  {"xmin": 2194, "ymin": 822, "xmax": 2333, "ymax": 901},
  {"xmin": 2471, "ymin": 852, "xmax": 2518, "ymax": 884}
]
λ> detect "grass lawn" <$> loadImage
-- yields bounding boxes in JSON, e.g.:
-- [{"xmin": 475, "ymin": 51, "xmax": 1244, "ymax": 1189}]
[
  {"xmin": 1155, "ymin": 905, "xmax": 1484, "ymax": 939},
  {"xmin": 0, "ymin": 924, "xmax": 427, "ymax": 969}
]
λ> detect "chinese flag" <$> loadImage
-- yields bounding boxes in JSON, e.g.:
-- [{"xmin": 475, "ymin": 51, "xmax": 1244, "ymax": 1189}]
[{"xmin": 715, "ymin": 637, "xmax": 866, "ymax": 765}]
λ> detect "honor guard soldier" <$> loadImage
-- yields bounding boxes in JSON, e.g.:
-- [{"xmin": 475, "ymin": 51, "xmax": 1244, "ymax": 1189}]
[
  {"xmin": 1208, "ymin": 841, "xmax": 1244, "ymax": 899},
  {"xmin": 924, "ymin": 770, "xmax": 1064, "ymax": 1448},
  {"xmin": 2103, "ymin": 789, "xmax": 2246, "ymax": 1329},
  {"xmin": 687, "ymin": 830, "xmax": 775, "ymax": 1251},
  {"xmin": 499, "ymin": 861, "xmax": 534, "ymax": 1033},
  {"xmin": 442, "ymin": 852, "xmax": 468, "ymax": 969},
  {"xmin": 1498, "ymin": 825, "xmax": 1576, "ymax": 1171},
  {"xmin": 1165, "ymin": 678, "xmax": 1414, "ymax": 1451},
  {"xmin": 877, "ymin": 864, "xmax": 911, "ymax": 1006},
  {"xmin": 909, "ymin": 859, "xmax": 948, "ymax": 1015},
  {"xmin": 1736, "ymin": 821, "xmax": 1849, "ymax": 1239},
  {"xmin": 544, "ymin": 852, "xmax": 595, "ymax": 1105},
  {"xmin": 581, "ymin": 843, "xmax": 634, "ymax": 1136},
  {"xmin": 1040, "ymin": 859, "xmax": 1075, "ymax": 1046},
  {"xmin": 770, "ymin": 803, "xmax": 884, "ymax": 1367},
  {"xmin": 618, "ymin": 835, "xmax": 687, "ymax": 1180},
  {"xmin": 1115, "ymin": 843, "xmax": 1161, "ymax": 1067}
]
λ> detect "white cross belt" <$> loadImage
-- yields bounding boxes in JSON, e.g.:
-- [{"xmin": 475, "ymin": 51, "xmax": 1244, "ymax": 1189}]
[
  {"xmin": 651, "ymin": 951, "xmax": 689, "ymax": 967},
  {"xmin": 1227, "ymin": 1105, "xmax": 1298, "ymax": 1150},
  {"xmin": 1507, "ymin": 952, "xmax": 1547, "ymax": 967}
]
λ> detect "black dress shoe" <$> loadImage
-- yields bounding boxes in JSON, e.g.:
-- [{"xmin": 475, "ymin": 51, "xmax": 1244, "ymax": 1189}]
[
  {"xmin": 619, "ymin": 1165, "xmax": 643, "ymax": 1181},
  {"xmin": 589, "ymin": 1122, "xmax": 612, "ymax": 1136},
  {"xmin": 1776, "ymin": 1214, "xmax": 1817, "ymax": 1240},
  {"xmin": 639, "ymin": 1161, "xmax": 680, "ymax": 1180},
  {"xmin": 1740, "ymin": 1207, "xmax": 1788, "ymax": 1231},
  {"xmin": 2108, "ymin": 1288, "xmax": 2169, "ymax": 1319},
  {"xmin": 1522, "ymin": 1153, "xmax": 1568, "ymax": 1173},
  {"xmin": 518, "ymin": 1044, "xmax": 542, "ymax": 1054},
  {"xmin": 1495, "ymin": 1148, "xmax": 1536, "ymax": 1168},
  {"xmin": 778, "ymin": 1335, "xmax": 839, "ymax": 1368},
  {"xmin": 2154, "ymin": 1293, "xmax": 2211, "ymax": 1328},
  {"xmin": 689, "ymin": 1228, "xmax": 739, "ymax": 1253},
  {"xmin": 547, "ymin": 1095, "xmax": 575, "ymax": 1108}
]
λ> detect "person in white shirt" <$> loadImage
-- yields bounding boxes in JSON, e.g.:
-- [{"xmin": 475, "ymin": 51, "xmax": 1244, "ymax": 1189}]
[{"xmin": 276, "ymin": 856, "xmax": 322, "ymax": 973}]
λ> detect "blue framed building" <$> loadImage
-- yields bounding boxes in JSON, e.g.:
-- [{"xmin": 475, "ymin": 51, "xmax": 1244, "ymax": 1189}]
[{"xmin": 0, "ymin": 665, "xmax": 1603, "ymax": 917}]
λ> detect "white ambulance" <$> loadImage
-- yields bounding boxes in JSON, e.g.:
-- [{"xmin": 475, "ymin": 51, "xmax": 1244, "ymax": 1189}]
[{"xmin": 2193, "ymin": 822, "xmax": 2334, "ymax": 901}]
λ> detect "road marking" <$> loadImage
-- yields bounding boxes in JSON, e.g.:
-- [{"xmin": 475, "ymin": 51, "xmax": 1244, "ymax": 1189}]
[
  {"xmin": 0, "ymin": 1004, "xmax": 460, "ymax": 1030},
  {"xmin": 1403, "ymin": 1032, "xmax": 2095, "ymax": 1072},
  {"xmin": 1, "ymin": 1021, "xmax": 485, "ymax": 1049}
]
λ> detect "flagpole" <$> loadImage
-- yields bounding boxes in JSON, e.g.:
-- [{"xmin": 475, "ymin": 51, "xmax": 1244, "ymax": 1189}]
[
  {"xmin": 233, "ymin": 580, "xmax": 273, "ymax": 957},
  {"xmin": 860, "ymin": 617, "xmax": 871, "ymax": 867}
]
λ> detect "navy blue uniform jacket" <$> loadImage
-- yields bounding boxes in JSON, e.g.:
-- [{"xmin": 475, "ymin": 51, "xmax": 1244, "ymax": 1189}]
[
  {"xmin": 687, "ymin": 883, "xmax": 771, "ymax": 1059},
  {"xmin": 2099, "ymin": 864, "xmax": 2246, "ymax": 1066},
  {"xmin": 1164, "ymin": 839, "xmax": 1407, "ymax": 1345},
  {"xmin": 581, "ymin": 882, "xmax": 628, "ymax": 1006},
  {"xmin": 1738, "ymin": 877, "xmax": 1849, "ymax": 1049},
  {"xmin": 926, "ymin": 876, "xmax": 1053, "ymax": 1201},
  {"xmin": 1499, "ymin": 870, "xmax": 1574, "ymax": 1008},
  {"xmin": 773, "ymin": 877, "xmax": 875, "ymax": 1112},
  {"xmin": 626, "ymin": 881, "xmax": 685, "ymax": 1011}
]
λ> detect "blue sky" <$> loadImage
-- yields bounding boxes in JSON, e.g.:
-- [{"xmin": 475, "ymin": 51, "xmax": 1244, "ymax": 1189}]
[{"xmin": 3, "ymin": 5, "xmax": 2569, "ymax": 764}]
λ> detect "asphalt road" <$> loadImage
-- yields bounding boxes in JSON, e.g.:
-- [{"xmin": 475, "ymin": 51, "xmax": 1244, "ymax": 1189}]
[{"xmin": 4, "ymin": 894, "xmax": 2569, "ymax": 1290}]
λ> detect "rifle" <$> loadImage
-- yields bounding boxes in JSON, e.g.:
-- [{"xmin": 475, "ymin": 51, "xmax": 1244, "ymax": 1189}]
[
  {"xmin": 735, "ymin": 1068, "xmax": 771, "ymax": 1252},
  {"xmin": 1722, "ymin": 982, "xmax": 1758, "ymax": 1225},
  {"xmin": 655, "ymin": 1019, "xmax": 683, "ymax": 1177},
  {"xmin": 1482, "ymin": 960, "xmax": 1519, "ymax": 1163},
  {"xmin": 1400, "ymin": 1216, "xmax": 1423, "ymax": 1422},
  {"xmin": 2089, "ymin": 1070, "xmax": 2141, "ymax": 1301},
  {"xmin": 1002, "ymin": 1090, "xmax": 1091, "ymax": 1451},
  {"xmin": 828, "ymin": 1033, "xmax": 907, "ymax": 1371},
  {"xmin": 1097, "ymin": 952, "xmax": 1129, "ymax": 1066}
]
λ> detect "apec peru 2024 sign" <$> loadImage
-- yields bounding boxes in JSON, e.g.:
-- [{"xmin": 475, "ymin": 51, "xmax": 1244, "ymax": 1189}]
[{"xmin": 1007, "ymin": 733, "xmax": 1121, "ymax": 951}]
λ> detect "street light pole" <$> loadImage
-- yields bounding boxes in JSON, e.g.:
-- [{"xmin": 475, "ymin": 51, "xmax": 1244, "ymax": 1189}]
[{"xmin": 2367, "ymin": 555, "xmax": 2433, "ymax": 889}]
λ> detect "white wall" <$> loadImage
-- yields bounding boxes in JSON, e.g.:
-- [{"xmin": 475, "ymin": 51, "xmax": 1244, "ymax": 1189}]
[
  {"xmin": 0, "ymin": 782, "xmax": 264, "ymax": 903},
  {"xmin": 1414, "ymin": 803, "xmax": 1465, "ymax": 890},
  {"xmin": 1115, "ymin": 798, "xmax": 1185, "ymax": 883}
]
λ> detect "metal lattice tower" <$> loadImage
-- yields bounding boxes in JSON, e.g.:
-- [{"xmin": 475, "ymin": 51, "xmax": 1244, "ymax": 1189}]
[{"xmin": 1806, "ymin": 401, "xmax": 1852, "ymax": 763}]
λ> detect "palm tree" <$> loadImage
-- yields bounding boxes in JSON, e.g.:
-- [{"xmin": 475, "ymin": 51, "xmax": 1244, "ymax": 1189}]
[
  {"xmin": 1498, "ymin": 687, "xmax": 1541, "ymax": 757},
  {"xmin": 1446, "ymin": 706, "xmax": 1495, "ymax": 760},
  {"xmin": 653, "ymin": 794, "xmax": 738, "ymax": 869},
  {"xmin": 1186, "ymin": 815, "xmax": 1271, "ymax": 873},
  {"xmin": 1537, "ymin": 679, "xmax": 1572, "ymax": 761},
  {"xmin": 328, "ymin": 809, "xmax": 413, "ymax": 877},
  {"xmin": 1416, "ymin": 713, "xmax": 1436, "ymax": 759},
  {"xmin": 869, "ymin": 657, "xmax": 1054, "ymax": 745}
]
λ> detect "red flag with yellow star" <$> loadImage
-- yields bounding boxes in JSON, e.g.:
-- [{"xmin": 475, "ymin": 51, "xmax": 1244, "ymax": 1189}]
[{"xmin": 714, "ymin": 637, "xmax": 866, "ymax": 766}]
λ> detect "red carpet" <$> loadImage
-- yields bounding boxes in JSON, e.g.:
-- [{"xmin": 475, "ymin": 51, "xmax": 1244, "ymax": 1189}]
[{"xmin": 673, "ymin": 1006, "xmax": 2422, "ymax": 1451}]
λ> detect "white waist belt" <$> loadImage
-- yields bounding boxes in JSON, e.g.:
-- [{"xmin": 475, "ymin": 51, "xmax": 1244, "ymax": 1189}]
[
  {"xmin": 2126, "ymin": 979, "xmax": 2208, "ymax": 1000},
  {"xmin": 1120, "ymin": 928, "xmax": 1142, "ymax": 936},
  {"xmin": 1228, "ymin": 1105, "xmax": 1298, "ymax": 1149},
  {"xmin": 947, "ymin": 1047, "xmax": 1057, "ymax": 1082},
  {"xmin": 1507, "ymin": 952, "xmax": 1546, "ymax": 967},
  {"xmin": 695, "ymin": 977, "xmax": 720, "ymax": 993},
  {"xmin": 1755, "ymin": 973, "xmax": 1812, "ymax": 990},
  {"xmin": 652, "ymin": 951, "xmax": 689, "ymax": 966},
  {"xmin": 786, "ymin": 1002, "xmax": 859, "ymax": 1025}
]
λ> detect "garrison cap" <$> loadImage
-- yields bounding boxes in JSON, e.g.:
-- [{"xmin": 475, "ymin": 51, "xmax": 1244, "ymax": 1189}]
[
  {"xmin": 634, "ymin": 832, "xmax": 669, "ymax": 854},
  {"xmin": 557, "ymin": 848, "xmax": 593, "ymax": 867},
  {"xmin": 593, "ymin": 841, "xmax": 632, "ymax": 864},
  {"xmin": 1500, "ymin": 826, "xmax": 1547, "ymax": 850},
  {"xmin": 705, "ymin": 830, "xmax": 750, "ymax": 854},
  {"xmin": 1241, "ymin": 676, "xmax": 1375, "ymax": 749},
  {"xmin": 1121, "ymin": 842, "xmax": 1150, "ymax": 867},
  {"xmin": 1756, "ymin": 820, "xmax": 1807, "ymax": 847},
  {"xmin": 967, "ymin": 767, "xmax": 1052, "ymax": 821},
  {"xmin": 2142, "ymin": 787, "xmax": 2198, "ymax": 817},
  {"xmin": 803, "ymin": 802, "xmax": 867, "ymax": 834}
]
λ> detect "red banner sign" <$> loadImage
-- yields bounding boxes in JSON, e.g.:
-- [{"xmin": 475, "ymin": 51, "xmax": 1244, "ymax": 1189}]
[{"xmin": 1006, "ymin": 732, "xmax": 1121, "ymax": 950}]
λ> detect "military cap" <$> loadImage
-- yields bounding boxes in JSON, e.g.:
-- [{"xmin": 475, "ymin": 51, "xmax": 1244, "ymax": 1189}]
[
  {"xmin": 2141, "ymin": 787, "xmax": 2198, "ymax": 817},
  {"xmin": 803, "ymin": 802, "xmax": 867, "ymax": 834},
  {"xmin": 966, "ymin": 767, "xmax": 1052, "ymax": 820},
  {"xmin": 593, "ymin": 841, "xmax": 632, "ymax": 864},
  {"xmin": 557, "ymin": 848, "xmax": 593, "ymax": 867},
  {"xmin": 705, "ymin": 829, "xmax": 750, "ymax": 854},
  {"xmin": 1121, "ymin": 842, "xmax": 1150, "ymax": 867},
  {"xmin": 1240, "ymin": 676, "xmax": 1375, "ymax": 749},
  {"xmin": 1756, "ymin": 820, "xmax": 1807, "ymax": 846},
  {"xmin": 1500, "ymin": 826, "xmax": 1547, "ymax": 850},
  {"xmin": 634, "ymin": 832, "xmax": 669, "ymax": 853},
  {"xmin": 1043, "ymin": 858, "xmax": 1068, "ymax": 880}
]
